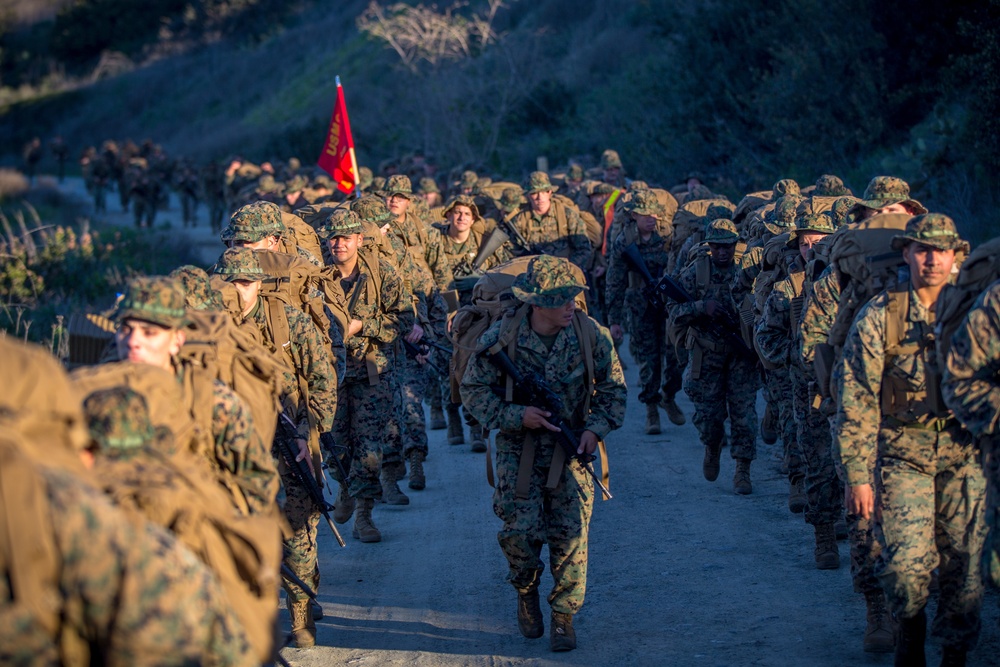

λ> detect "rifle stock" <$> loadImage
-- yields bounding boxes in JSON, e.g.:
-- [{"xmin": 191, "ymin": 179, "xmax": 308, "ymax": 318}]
[{"xmin": 471, "ymin": 227, "xmax": 510, "ymax": 270}]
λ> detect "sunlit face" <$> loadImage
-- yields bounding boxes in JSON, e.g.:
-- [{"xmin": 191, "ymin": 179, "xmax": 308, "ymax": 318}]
[
  {"xmin": 528, "ymin": 190, "xmax": 552, "ymax": 215},
  {"xmin": 327, "ymin": 233, "xmax": 362, "ymax": 266},
  {"xmin": 634, "ymin": 213, "xmax": 658, "ymax": 235},
  {"xmin": 116, "ymin": 318, "xmax": 185, "ymax": 371},
  {"xmin": 903, "ymin": 242, "xmax": 956, "ymax": 290},
  {"xmin": 230, "ymin": 279, "xmax": 261, "ymax": 314},
  {"xmin": 231, "ymin": 236, "xmax": 278, "ymax": 251},
  {"xmin": 532, "ymin": 299, "xmax": 576, "ymax": 330},
  {"xmin": 447, "ymin": 205, "xmax": 475, "ymax": 234},
  {"xmin": 797, "ymin": 232, "xmax": 827, "ymax": 261},
  {"xmin": 708, "ymin": 242, "xmax": 736, "ymax": 267},
  {"xmin": 387, "ymin": 194, "xmax": 410, "ymax": 217}
]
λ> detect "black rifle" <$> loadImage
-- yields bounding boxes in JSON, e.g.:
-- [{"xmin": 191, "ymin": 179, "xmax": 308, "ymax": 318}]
[
  {"xmin": 498, "ymin": 214, "xmax": 537, "ymax": 256},
  {"xmin": 319, "ymin": 432, "xmax": 352, "ymax": 482},
  {"xmin": 402, "ymin": 338, "xmax": 447, "ymax": 376},
  {"xmin": 485, "ymin": 348, "xmax": 613, "ymax": 500},
  {"xmin": 621, "ymin": 243, "xmax": 753, "ymax": 356},
  {"xmin": 276, "ymin": 413, "xmax": 346, "ymax": 547},
  {"xmin": 281, "ymin": 560, "xmax": 317, "ymax": 600}
]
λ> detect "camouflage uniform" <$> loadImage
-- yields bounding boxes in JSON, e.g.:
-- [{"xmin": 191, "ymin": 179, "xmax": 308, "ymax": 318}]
[
  {"xmin": 319, "ymin": 210, "xmax": 408, "ymax": 542},
  {"xmin": 385, "ymin": 174, "xmax": 456, "ymax": 291},
  {"xmin": 215, "ymin": 248, "xmax": 336, "ymax": 644},
  {"xmin": 222, "ymin": 200, "xmax": 320, "ymax": 267},
  {"xmin": 943, "ymin": 279, "xmax": 1000, "ymax": 595},
  {"xmin": 114, "ymin": 276, "xmax": 279, "ymax": 515},
  {"xmin": 508, "ymin": 172, "xmax": 593, "ymax": 273},
  {"xmin": 605, "ymin": 191, "xmax": 672, "ymax": 416},
  {"xmin": 835, "ymin": 215, "xmax": 985, "ymax": 655},
  {"xmin": 438, "ymin": 195, "xmax": 511, "ymax": 305},
  {"xmin": 670, "ymin": 220, "xmax": 759, "ymax": 492},
  {"xmin": 460, "ymin": 256, "xmax": 626, "ymax": 649}
]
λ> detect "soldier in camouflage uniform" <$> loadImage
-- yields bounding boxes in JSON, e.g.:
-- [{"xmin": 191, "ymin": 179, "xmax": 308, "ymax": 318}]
[
  {"xmin": 113, "ymin": 276, "xmax": 280, "ymax": 515},
  {"xmin": 943, "ymin": 276, "xmax": 1000, "ymax": 639},
  {"xmin": 508, "ymin": 172, "xmax": 593, "ymax": 274},
  {"xmin": 461, "ymin": 255, "xmax": 626, "ymax": 652},
  {"xmin": 849, "ymin": 175, "xmax": 928, "ymax": 221},
  {"xmin": 835, "ymin": 215, "xmax": 984, "ymax": 666},
  {"xmin": 221, "ymin": 200, "xmax": 321, "ymax": 267},
  {"xmin": 605, "ymin": 190, "xmax": 678, "ymax": 434},
  {"xmin": 755, "ymin": 213, "xmax": 842, "ymax": 568},
  {"xmin": 439, "ymin": 195, "xmax": 510, "ymax": 305},
  {"xmin": 214, "ymin": 247, "xmax": 336, "ymax": 648},
  {"xmin": 669, "ymin": 219, "xmax": 760, "ymax": 494},
  {"xmin": 385, "ymin": 174, "xmax": 456, "ymax": 292},
  {"xmin": 320, "ymin": 209, "xmax": 409, "ymax": 543}
]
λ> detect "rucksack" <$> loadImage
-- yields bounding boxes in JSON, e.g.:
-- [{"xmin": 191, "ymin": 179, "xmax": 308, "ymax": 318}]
[
  {"xmin": 253, "ymin": 249, "xmax": 331, "ymax": 347},
  {"xmin": 279, "ymin": 210, "xmax": 323, "ymax": 263},
  {"xmin": 449, "ymin": 255, "xmax": 588, "ymax": 403}
]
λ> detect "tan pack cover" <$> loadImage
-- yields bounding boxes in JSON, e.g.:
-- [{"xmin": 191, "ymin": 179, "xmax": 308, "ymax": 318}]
[
  {"xmin": 279, "ymin": 211, "xmax": 323, "ymax": 263},
  {"xmin": 254, "ymin": 249, "xmax": 331, "ymax": 346}
]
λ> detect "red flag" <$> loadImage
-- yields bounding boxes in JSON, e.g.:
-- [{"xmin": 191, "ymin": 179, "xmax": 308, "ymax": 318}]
[{"xmin": 317, "ymin": 76, "xmax": 359, "ymax": 195}]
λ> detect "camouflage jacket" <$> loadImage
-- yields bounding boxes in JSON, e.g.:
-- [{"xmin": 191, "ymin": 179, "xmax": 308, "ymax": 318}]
[
  {"xmin": 755, "ymin": 270, "xmax": 805, "ymax": 368},
  {"xmin": 438, "ymin": 226, "xmax": 511, "ymax": 300},
  {"xmin": 605, "ymin": 227, "xmax": 670, "ymax": 327},
  {"xmin": 797, "ymin": 265, "xmax": 841, "ymax": 378},
  {"xmin": 246, "ymin": 297, "xmax": 337, "ymax": 434},
  {"xmin": 333, "ymin": 255, "xmax": 407, "ymax": 382},
  {"xmin": 391, "ymin": 211, "xmax": 455, "ymax": 291},
  {"xmin": 731, "ymin": 242, "xmax": 765, "ymax": 303},
  {"xmin": 944, "ymin": 280, "xmax": 1000, "ymax": 437},
  {"xmin": 669, "ymin": 257, "xmax": 739, "ymax": 344},
  {"xmin": 460, "ymin": 314, "xmax": 626, "ymax": 440},
  {"xmin": 509, "ymin": 200, "xmax": 593, "ymax": 273},
  {"xmin": 834, "ymin": 285, "xmax": 942, "ymax": 486}
]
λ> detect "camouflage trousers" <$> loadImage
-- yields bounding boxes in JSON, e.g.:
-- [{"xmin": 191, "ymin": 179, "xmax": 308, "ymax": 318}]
[
  {"xmin": 493, "ymin": 431, "xmax": 594, "ymax": 615},
  {"xmin": 279, "ymin": 466, "xmax": 320, "ymax": 604},
  {"xmin": 398, "ymin": 355, "xmax": 429, "ymax": 458},
  {"xmin": 981, "ymin": 437, "xmax": 1000, "ymax": 589},
  {"xmin": 325, "ymin": 376, "xmax": 393, "ymax": 500},
  {"xmin": 766, "ymin": 368, "xmax": 801, "ymax": 482},
  {"xmin": 790, "ymin": 366, "xmax": 842, "ymax": 526},
  {"xmin": 874, "ymin": 425, "xmax": 987, "ymax": 650},
  {"xmin": 662, "ymin": 337, "xmax": 686, "ymax": 401},
  {"xmin": 682, "ymin": 345, "xmax": 759, "ymax": 461},
  {"xmin": 627, "ymin": 310, "xmax": 666, "ymax": 405}
]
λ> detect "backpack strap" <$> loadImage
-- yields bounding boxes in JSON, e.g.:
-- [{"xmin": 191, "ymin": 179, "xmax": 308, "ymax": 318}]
[{"xmin": 260, "ymin": 291, "xmax": 292, "ymax": 353}]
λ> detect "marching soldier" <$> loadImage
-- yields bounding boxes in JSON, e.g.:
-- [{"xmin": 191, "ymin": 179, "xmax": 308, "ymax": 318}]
[{"xmin": 508, "ymin": 171, "xmax": 593, "ymax": 273}]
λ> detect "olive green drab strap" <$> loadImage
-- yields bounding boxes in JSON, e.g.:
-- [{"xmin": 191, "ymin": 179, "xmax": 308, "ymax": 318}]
[
  {"xmin": 880, "ymin": 283, "xmax": 942, "ymax": 421},
  {"xmin": 261, "ymin": 291, "xmax": 291, "ymax": 354},
  {"xmin": 788, "ymin": 270, "xmax": 807, "ymax": 333}
]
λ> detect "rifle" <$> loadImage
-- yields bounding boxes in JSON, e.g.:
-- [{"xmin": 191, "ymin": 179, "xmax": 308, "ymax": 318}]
[
  {"xmin": 319, "ymin": 431, "xmax": 351, "ymax": 483},
  {"xmin": 484, "ymin": 348, "xmax": 613, "ymax": 500},
  {"xmin": 276, "ymin": 413, "xmax": 346, "ymax": 547},
  {"xmin": 401, "ymin": 337, "xmax": 453, "ymax": 375},
  {"xmin": 621, "ymin": 243, "xmax": 753, "ymax": 356},
  {"xmin": 471, "ymin": 227, "xmax": 511, "ymax": 270},
  {"xmin": 497, "ymin": 214, "xmax": 537, "ymax": 256}
]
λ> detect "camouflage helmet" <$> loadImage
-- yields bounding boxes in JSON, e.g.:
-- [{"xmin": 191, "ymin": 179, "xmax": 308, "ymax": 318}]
[
  {"xmin": 600, "ymin": 149, "xmax": 623, "ymax": 169},
  {"xmin": 287, "ymin": 156, "xmax": 301, "ymax": 172},
  {"xmin": 385, "ymin": 174, "xmax": 414, "ymax": 199},
  {"xmin": 472, "ymin": 176, "xmax": 493, "ymax": 193},
  {"xmin": 624, "ymin": 189, "xmax": 665, "ymax": 217},
  {"xmin": 221, "ymin": 200, "xmax": 283, "ymax": 243},
  {"xmin": 497, "ymin": 187, "xmax": 525, "ymax": 214},
  {"xmin": 442, "ymin": 195, "xmax": 482, "ymax": 222},
  {"xmin": 770, "ymin": 194, "xmax": 804, "ymax": 229},
  {"xmin": 628, "ymin": 180, "xmax": 649, "ymax": 192},
  {"xmin": 511, "ymin": 255, "xmax": 588, "ymax": 308},
  {"xmin": 358, "ymin": 166, "xmax": 374, "ymax": 190},
  {"xmin": 813, "ymin": 174, "xmax": 850, "ymax": 197},
  {"xmin": 351, "ymin": 195, "xmax": 393, "ymax": 225},
  {"xmin": 284, "ymin": 174, "xmax": 308, "ymax": 195},
  {"xmin": 704, "ymin": 219, "xmax": 739, "ymax": 244},
  {"xmin": 587, "ymin": 182, "xmax": 616, "ymax": 197},
  {"xmin": 830, "ymin": 195, "xmax": 860, "ymax": 227},
  {"xmin": 890, "ymin": 213, "xmax": 969, "ymax": 253},
  {"xmin": 852, "ymin": 176, "xmax": 928, "ymax": 215},
  {"xmin": 313, "ymin": 174, "xmax": 334, "ymax": 190},
  {"xmin": 82, "ymin": 386, "xmax": 157, "ymax": 456},
  {"xmin": 524, "ymin": 171, "xmax": 558, "ymax": 194},
  {"xmin": 703, "ymin": 202, "xmax": 733, "ymax": 221},
  {"xmin": 788, "ymin": 212, "xmax": 836, "ymax": 247},
  {"xmin": 257, "ymin": 174, "xmax": 279, "ymax": 193},
  {"xmin": 317, "ymin": 208, "xmax": 363, "ymax": 239},
  {"xmin": 417, "ymin": 177, "xmax": 440, "ymax": 195},
  {"xmin": 371, "ymin": 175, "xmax": 387, "ymax": 193},
  {"xmin": 687, "ymin": 184, "xmax": 714, "ymax": 201},
  {"xmin": 114, "ymin": 276, "xmax": 189, "ymax": 330},
  {"xmin": 458, "ymin": 170, "xmax": 478, "ymax": 190},
  {"xmin": 169, "ymin": 265, "xmax": 225, "ymax": 311},
  {"xmin": 213, "ymin": 247, "xmax": 271, "ymax": 283},
  {"xmin": 567, "ymin": 164, "xmax": 584, "ymax": 180},
  {"xmin": 772, "ymin": 179, "xmax": 800, "ymax": 198}
]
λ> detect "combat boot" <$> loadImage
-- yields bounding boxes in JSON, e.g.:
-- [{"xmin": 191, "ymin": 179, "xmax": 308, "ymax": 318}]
[
  {"xmin": 408, "ymin": 450, "xmax": 426, "ymax": 490},
  {"xmin": 381, "ymin": 463, "xmax": 410, "ymax": 506},
  {"xmin": 703, "ymin": 440, "xmax": 722, "ymax": 482},
  {"xmin": 429, "ymin": 405, "xmax": 446, "ymax": 430},
  {"xmin": 550, "ymin": 612, "xmax": 576, "ymax": 652},
  {"xmin": 660, "ymin": 395, "xmax": 686, "ymax": 426},
  {"xmin": 333, "ymin": 483, "xmax": 355, "ymax": 524},
  {"xmin": 893, "ymin": 607, "xmax": 925, "ymax": 665},
  {"xmin": 813, "ymin": 523, "xmax": 840, "ymax": 570},
  {"xmin": 517, "ymin": 588, "xmax": 544, "ymax": 639},
  {"xmin": 733, "ymin": 458, "xmax": 752, "ymax": 495},
  {"xmin": 760, "ymin": 403, "xmax": 778, "ymax": 444},
  {"xmin": 289, "ymin": 599, "xmax": 316, "ymax": 648},
  {"xmin": 645, "ymin": 403, "xmax": 661, "ymax": 435},
  {"xmin": 835, "ymin": 515, "xmax": 849, "ymax": 540},
  {"xmin": 447, "ymin": 404, "xmax": 465, "ymax": 445},
  {"xmin": 470, "ymin": 426, "xmax": 487, "ymax": 453},
  {"xmin": 352, "ymin": 498, "xmax": 382, "ymax": 543},
  {"xmin": 788, "ymin": 477, "xmax": 807, "ymax": 514},
  {"xmin": 862, "ymin": 590, "xmax": 894, "ymax": 653}
]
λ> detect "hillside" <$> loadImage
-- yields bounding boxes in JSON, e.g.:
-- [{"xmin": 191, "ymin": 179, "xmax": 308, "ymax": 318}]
[{"xmin": 2, "ymin": 0, "xmax": 998, "ymax": 238}]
